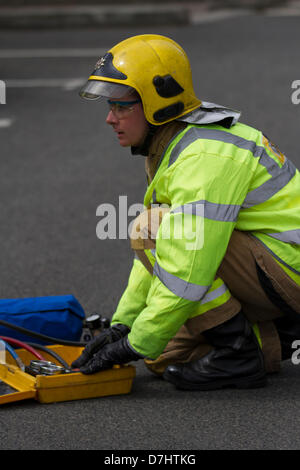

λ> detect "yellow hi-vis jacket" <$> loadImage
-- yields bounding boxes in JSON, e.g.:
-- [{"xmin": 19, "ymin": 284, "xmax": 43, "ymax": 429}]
[{"xmin": 111, "ymin": 113, "xmax": 300, "ymax": 359}]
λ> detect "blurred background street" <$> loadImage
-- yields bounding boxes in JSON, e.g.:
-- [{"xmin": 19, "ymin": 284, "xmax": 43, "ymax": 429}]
[{"xmin": 0, "ymin": 0, "xmax": 300, "ymax": 452}]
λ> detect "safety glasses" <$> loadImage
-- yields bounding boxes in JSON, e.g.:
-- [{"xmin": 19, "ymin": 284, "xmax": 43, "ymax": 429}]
[{"xmin": 107, "ymin": 99, "xmax": 141, "ymax": 119}]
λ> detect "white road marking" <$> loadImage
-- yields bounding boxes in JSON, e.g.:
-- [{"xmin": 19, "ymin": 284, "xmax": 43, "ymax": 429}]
[
  {"xmin": 5, "ymin": 78, "xmax": 86, "ymax": 91},
  {"xmin": 0, "ymin": 48, "xmax": 106, "ymax": 59},
  {"xmin": 191, "ymin": 9, "xmax": 255, "ymax": 25},
  {"xmin": 0, "ymin": 118, "xmax": 13, "ymax": 128},
  {"xmin": 264, "ymin": 6, "xmax": 300, "ymax": 16},
  {"xmin": 190, "ymin": 6, "xmax": 300, "ymax": 24},
  {"xmin": 1, "ymin": 47, "xmax": 106, "ymax": 91}
]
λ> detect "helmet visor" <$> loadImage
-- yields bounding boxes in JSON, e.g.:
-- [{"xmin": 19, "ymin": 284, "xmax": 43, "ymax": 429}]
[{"xmin": 79, "ymin": 79, "xmax": 135, "ymax": 100}]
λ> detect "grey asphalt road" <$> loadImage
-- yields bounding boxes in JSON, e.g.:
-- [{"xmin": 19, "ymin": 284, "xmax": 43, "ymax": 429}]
[{"xmin": 0, "ymin": 13, "xmax": 300, "ymax": 451}]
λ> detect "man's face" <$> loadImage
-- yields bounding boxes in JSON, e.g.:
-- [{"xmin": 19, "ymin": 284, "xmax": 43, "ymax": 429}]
[{"xmin": 106, "ymin": 94, "xmax": 149, "ymax": 147}]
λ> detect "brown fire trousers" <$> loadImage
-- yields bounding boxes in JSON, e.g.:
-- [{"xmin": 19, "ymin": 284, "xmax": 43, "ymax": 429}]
[{"xmin": 130, "ymin": 208, "xmax": 300, "ymax": 376}]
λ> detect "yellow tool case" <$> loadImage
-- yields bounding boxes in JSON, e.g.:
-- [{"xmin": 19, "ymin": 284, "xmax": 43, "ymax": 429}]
[{"xmin": 0, "ymin": 345, "xmax": 136, "ymax": 405}]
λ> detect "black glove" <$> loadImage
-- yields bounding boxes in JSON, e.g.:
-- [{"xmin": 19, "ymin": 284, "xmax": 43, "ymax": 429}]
[
  {"xmin": 79, "ymin": 336, "xmax": 141, "ymax": 375},
  {"xmin": 71, "ymin": 323, "xmax": 130, "ymax": 369}
]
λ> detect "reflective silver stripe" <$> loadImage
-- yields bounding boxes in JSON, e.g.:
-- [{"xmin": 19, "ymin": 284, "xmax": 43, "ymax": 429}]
[
  {"xmin": 242, "ymin": 159, "xmax": 296, "ymax": 208},
  {"xmin": 172, "ymin": 200, "xmax": 240, "ymax": 222},
  {"xmin": 200, "ymin": 283, "xmax": 228, "ymax": 305},
  {"xmin": 168, "ymin": 127, "xmax": 203, "ymax": 167},
  {"xmin": 169, "ymin": 127, "xmax": 292, "ymax": 185},
  {"xmin": 168, "ymin": 127, "xmax": 260, "ymax": 168},
  {"xmin": 266, "ymin": 229, "xmax": 300, "ymax": 245},
  {"xmin": 168, "ymin": 127, "xmax": 284, "ymax": 174},
  {"xmin": 153, "ymin": 262, "xmax": 210, "ymax": 301},
  {"xmin": 155, "ymin": 127, "xmax": 188, "ymax": 174},
  {"xmin": 167, "ymin": 127, "xmax": 295, "ymax": 207}
]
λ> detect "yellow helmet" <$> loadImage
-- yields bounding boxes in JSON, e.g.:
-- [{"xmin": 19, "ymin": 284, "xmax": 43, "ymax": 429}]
[{"xmin": 79, "ymin": 34, "xmax": 201, "ymax": 125}]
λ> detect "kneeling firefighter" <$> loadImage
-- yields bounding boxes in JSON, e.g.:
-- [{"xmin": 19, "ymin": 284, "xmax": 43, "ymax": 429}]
[{"xmin": 72, "ymin": 34, "xmax": 300, "ymax": 390}]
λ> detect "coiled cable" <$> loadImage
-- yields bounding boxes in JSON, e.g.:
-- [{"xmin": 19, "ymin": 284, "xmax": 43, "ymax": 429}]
[{"xmin": 0, "ymin": 318, "xmax": 86, "ymax": 346}]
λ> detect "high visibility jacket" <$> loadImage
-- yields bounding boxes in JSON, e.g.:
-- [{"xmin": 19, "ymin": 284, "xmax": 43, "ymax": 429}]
[{"xmin": 111, "ymin": 111, "xmax": 300, "ymax": 359}]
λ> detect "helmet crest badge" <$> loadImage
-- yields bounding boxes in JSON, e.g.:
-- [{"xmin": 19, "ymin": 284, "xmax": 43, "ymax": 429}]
[{"xmin": 95, "ymin": 56, "xmax": 107, "ymax": 69}]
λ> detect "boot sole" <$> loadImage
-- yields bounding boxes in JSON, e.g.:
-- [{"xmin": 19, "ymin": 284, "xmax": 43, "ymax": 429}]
[{"xmin": 163, "ymin": 369, "xmax": 268, "ymax": 391}]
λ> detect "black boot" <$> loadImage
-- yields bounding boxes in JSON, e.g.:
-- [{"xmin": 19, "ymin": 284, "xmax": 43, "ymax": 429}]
[{"xmin": 163, "ymin": 311, "xmax": 267, "ymax": 390}]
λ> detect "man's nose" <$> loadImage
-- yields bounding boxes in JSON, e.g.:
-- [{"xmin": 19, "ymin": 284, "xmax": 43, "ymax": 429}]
[{"xmin": 106, "ymin": 109, "xmax": 118, "ymax": 125}]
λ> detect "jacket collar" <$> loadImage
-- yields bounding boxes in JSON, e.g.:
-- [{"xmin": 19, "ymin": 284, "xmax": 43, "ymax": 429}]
[
  {"xmin": 146, "ymin": 121, "xmax": 187, "ymax": 182},
  {"xmin": 131, "ymin": 100, "xmax": 241, "ymax": 160}
]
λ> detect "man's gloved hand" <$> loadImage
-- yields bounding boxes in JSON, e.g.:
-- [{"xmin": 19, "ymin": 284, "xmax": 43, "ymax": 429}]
[
  {"xmin": 71, "ymin": 323, "xmax": 130, "ymax": 369},
  {"xmin": 79, "ymin": 336, "xmax": 141, "ymax": 375}
]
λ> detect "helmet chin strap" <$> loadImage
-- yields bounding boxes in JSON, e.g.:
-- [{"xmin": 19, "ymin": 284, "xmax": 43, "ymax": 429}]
[{"xmin": 131, "ymin": 123, "xmax": 158, "ymax": 157}]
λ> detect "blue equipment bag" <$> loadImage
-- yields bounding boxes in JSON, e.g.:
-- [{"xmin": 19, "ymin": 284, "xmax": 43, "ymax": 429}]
[{"xmin": 0, "ymin": 295, "xmax": 85, "ymax": 345}]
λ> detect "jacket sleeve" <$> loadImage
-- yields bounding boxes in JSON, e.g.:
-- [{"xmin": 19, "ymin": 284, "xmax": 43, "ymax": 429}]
[
  {"xmin": 110, "ymin": 256, "xmax": 153, "ymax": 329},
  {"xmin": 127, "ymin": 150, "xmax": 254, "ymax": 358}
]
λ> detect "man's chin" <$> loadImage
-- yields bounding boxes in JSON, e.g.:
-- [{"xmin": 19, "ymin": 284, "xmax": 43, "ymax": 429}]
[
  {"xmin": 117, "ymin": 134, "xmax": 144, "ymax": 148},
  {"xmin": 117, "ymin": 136, "xmax": 130, "ymax": 147}
]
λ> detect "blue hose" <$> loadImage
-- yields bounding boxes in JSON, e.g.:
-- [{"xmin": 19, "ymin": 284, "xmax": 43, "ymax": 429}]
[{"xmin": 0, "ymin": 340, "xmax": 25, "ymax": 371}]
